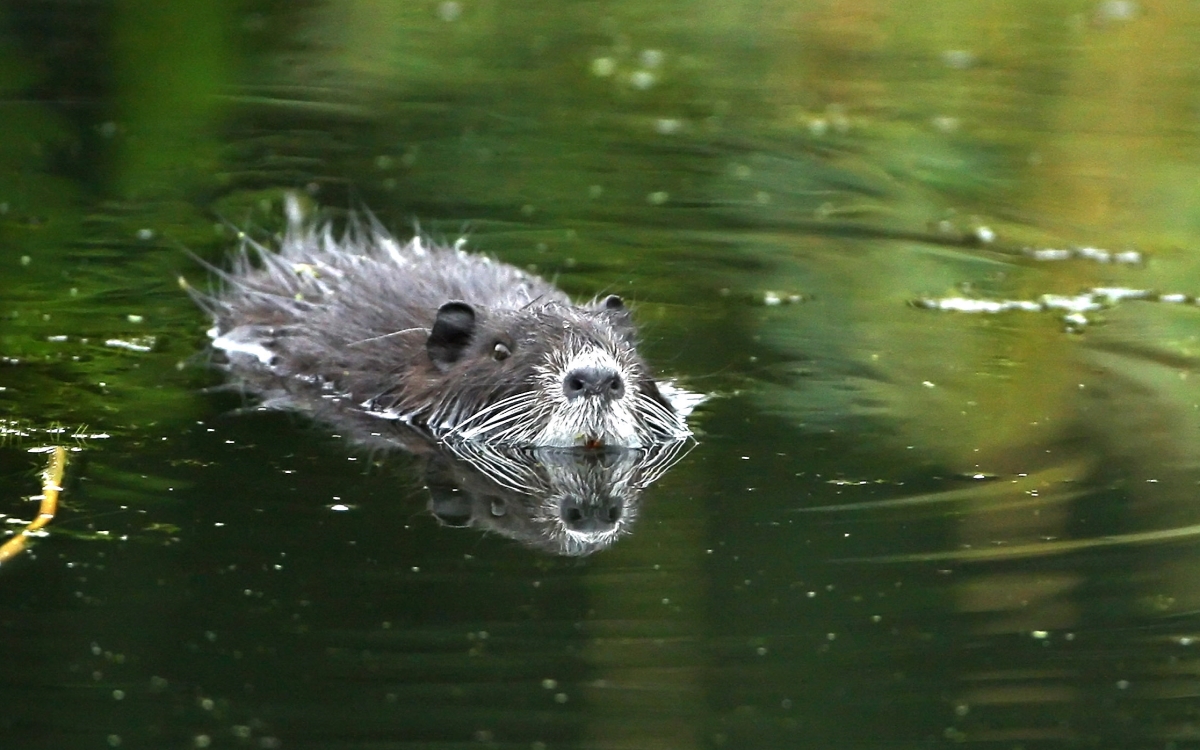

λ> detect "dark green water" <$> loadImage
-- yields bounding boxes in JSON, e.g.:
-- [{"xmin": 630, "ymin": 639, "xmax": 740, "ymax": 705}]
[{"xmin": 5, "ymin": 1, "xmax": 1200, "ymax": 748}]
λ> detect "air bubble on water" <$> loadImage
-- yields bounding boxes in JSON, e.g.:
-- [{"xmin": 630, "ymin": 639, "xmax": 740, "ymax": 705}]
[
  {"xmin": 639, "ymin": 49, "xmax": 664, "ymax": 68},
  {"xmin": 630, "ymin": 70, "xmax": 656, "ymax": 89},
  {"xmin": 941, "ymin": 49, "xmax": 976, "ymax": 69},
  {"xmin": 655, "ymin": 118, "xmax": 682, "ymax": 135},
  {"xmin": 591, "ymin": 57, "xmax": 616, "ymax": 77}
]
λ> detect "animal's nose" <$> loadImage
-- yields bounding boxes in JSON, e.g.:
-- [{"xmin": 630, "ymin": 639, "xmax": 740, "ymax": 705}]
[{"xmin": 563, "ymin": 366, "xmax": 625, "ymax": 401}]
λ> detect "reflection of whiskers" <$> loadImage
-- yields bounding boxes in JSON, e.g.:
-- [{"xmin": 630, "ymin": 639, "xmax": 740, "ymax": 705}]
[
  {"xmin": 443, "ymin": 441, "xmax": 542, "ymax": 494},
  {"xmin": 432, "ymin": 440, "xmax": 695, "ymax": 556},
  {"xmin": 0, "ymin": 446, "xmax": 67, "ymax": 566},
  {"xmin": 443, "ymin": 439, "xmax": 694, "ymax": 496},
  {"xmin": 629, "ymin": 439, "xmax": 694, "ymax": 489}
]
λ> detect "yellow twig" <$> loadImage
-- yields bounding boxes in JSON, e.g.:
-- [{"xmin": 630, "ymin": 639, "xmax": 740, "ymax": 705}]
[{"xmin": 0, "ymin": 446, "xmax": 67, "ymax": 565}]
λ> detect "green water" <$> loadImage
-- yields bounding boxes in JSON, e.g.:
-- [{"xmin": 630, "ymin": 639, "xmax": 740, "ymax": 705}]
[{"xmin": 5, "ymin": 1, "xmax": 1200, "ymax": 747}]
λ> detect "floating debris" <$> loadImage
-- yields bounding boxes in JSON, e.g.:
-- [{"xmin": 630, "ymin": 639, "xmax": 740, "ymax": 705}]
[
  {"xmin": 1039, "ymin": 294, "xmax": 1104, "ymax": 313},
  {"xmin": 1062, "ymin": 312, "xmax": 1090, "ymax": 333},
  {"xmin": 1090, "ymin": 287, "xmax": 1154, "ymax": 304},
  {"xmin": 972, "ymin": 226, "xmax": 996, "ymax": 244},
  {"xmin": 762, "ymin": 291, "xmax": 806, "ymax": 306},
  {"xmin": 1023, "ymin": 245, "xmax": 1143, "ymax": 265},
  {"xmin": 0, "ymin": 419, "xmax": 110, "ymax": 444},
  {"xmin": 104, "ymin": 336, "xmax": 156, "ymax": 353},
  {"xmin": 913, "ymin": 286, "xmax": 1193, "ymax": 332},
  {"xmin": 919, "ymin": 298, "xmax": 1041, "ymax": 314}
]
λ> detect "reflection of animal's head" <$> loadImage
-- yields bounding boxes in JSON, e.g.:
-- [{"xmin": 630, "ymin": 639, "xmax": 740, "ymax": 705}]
[
  {"xmin": 397, "ymin": 296, "xmax": 691, "ymax": 449},
  {"xmin": 529, "ymin": 449, "xmax": 641, "ymax": 554},
  {"xmin": 426, "ymin": 442, "xmax": 692, "ymax": 556}
]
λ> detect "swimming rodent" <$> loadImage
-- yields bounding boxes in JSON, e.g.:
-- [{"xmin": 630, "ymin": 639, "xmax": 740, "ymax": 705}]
[{"xmin": 191, "ymin": 197, "xmax": 699, "ymax": 449}]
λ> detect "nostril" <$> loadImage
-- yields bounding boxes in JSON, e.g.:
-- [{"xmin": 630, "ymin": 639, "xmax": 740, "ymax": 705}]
[
  {"xmin": 606, "ymin": 373, "xmax": 625, "ymax": 400},
  {"xmin": 565, "ymin": 375, "xmax": 586, "ymax": 396}
]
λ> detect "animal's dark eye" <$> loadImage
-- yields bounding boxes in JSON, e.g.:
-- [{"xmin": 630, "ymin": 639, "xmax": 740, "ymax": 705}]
[
  {"xmin": 492, "ymin": 342, "xmax": 511, "ymax": 361},
  {"xmin": 603, "ymin": 294, "xmax": 624, "ymax": 311}
]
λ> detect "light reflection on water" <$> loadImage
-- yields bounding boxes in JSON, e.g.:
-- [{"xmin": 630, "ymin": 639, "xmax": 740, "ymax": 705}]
[{"xmin": 3, "ymin": 1, "xmax": 1200, "ymax": 748}]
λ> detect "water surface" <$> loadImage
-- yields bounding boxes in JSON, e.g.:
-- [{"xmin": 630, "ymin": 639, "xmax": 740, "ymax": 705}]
[{"xmin": 4, "ymin": 1, "xmax": 1200, "ymax": 748}]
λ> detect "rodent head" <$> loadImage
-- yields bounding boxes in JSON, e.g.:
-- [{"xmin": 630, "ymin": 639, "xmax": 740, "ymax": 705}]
[{"xmin": 407, "ymin": 295, "xmax": 689, "ymax": 448}]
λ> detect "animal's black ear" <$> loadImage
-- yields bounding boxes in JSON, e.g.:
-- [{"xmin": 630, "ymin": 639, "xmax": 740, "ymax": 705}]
[
  {"xmin": 597, "ymin": 294, "xmax": 635, "ymax": 337},
  {"xmin": 428, "ymin": 301, "xmax": 476, "ymax": 371}
]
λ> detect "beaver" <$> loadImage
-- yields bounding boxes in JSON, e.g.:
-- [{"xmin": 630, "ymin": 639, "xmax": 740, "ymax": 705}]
[{"xmin": 191, "ymin": 197, "xmax": 698, "ymax": 449}]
